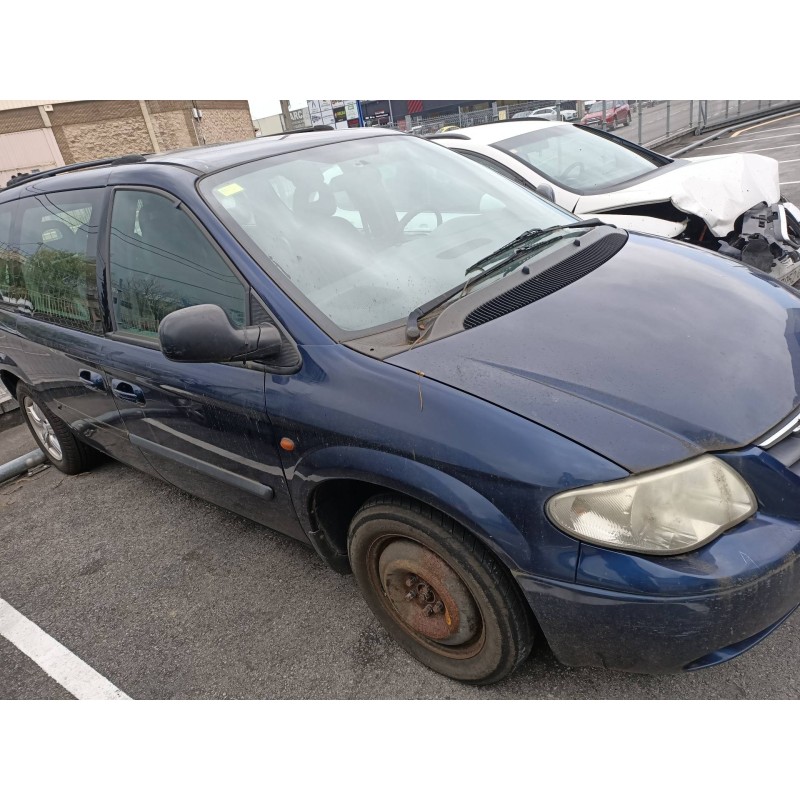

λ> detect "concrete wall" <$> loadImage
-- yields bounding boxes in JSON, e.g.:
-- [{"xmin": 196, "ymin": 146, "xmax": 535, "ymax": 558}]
[
  {"xmin": 254, "ymin": 114, "xmax": 286, "ymax": 136},
  {"xmin": 0, "ymin": 127, "xmax": 64, "ymax": 187},
  {"xmin": 192, "ymin": 102, "xmax": 255, "ymax": 145},
  {"xmin": 0, "ymin": 100, "xmax": 254, "ymax": 178}
]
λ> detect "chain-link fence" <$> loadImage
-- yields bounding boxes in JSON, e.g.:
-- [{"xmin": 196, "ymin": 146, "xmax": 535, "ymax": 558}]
[{"xmin": 390, "ymin": 100, "xmax": 799, "ymax": 147}]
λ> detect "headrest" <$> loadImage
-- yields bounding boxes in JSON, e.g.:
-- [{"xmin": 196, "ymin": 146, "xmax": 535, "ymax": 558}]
[{"xmin": 293, "ymin": 180, "xmax": 336, "ymax": 218}]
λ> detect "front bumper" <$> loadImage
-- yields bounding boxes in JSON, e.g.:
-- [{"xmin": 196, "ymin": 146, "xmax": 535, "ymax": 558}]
[
  {"xmin": 719, "ymin": 201, "xmax": 800, "ymax": 285},
  {"xmin": 516, "ymin": 513, "xmax": 800, "ymax": 673}
]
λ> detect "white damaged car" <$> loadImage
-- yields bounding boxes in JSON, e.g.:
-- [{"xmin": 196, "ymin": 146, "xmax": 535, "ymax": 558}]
[{"xmin": 429, "ymin": 120, "xmax": 800, "ymax": 284}]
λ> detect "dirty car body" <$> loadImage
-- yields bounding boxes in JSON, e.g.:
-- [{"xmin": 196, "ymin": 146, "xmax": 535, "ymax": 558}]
[
  {"xmin": 430, "ymin": 119, "xmax": 800, "ymax": 285},
  {"xmin": 2, "ymin": 129, "xmax": 800, "ymax": 683}
]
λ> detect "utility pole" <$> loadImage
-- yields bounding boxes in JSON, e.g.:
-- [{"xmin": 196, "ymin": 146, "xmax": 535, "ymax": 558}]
[
  {"xmin": 280, "ymin": 100, "xmax": 292, "ymax": 131},
  {"xmin": 576, "ymin": 99, "xmax": 585, "ymax": 119}
]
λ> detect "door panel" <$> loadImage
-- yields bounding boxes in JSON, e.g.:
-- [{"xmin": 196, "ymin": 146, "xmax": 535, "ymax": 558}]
[
  {"xmin": 102, "ymin": 186, "xmax": 303, "ymax": 539},
  {"xmin": 102, "ymin": 339, "xmax": 302, "ymax": 538},
  {"xmin": 0, "ymin": 187, "xmax": 149, "ymax": 472},
  {"xmin": 8, "ymin": 316, "xmax": 155, "ymax": 473}
]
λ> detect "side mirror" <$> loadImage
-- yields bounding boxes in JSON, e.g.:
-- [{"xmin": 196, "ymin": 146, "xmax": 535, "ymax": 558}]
[
  {"xmin": 158, "ymin": 304, "xmax": 283, "ymax": 363},
  {"xmin": 535, "ymin": 183, "xmax": 556, "ymax": 202}
]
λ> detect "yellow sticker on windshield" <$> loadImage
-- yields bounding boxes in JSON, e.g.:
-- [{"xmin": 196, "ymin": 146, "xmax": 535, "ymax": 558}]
[{"xmin": 218, "ymin": 183, "xmax": 244, "ymax": 196}]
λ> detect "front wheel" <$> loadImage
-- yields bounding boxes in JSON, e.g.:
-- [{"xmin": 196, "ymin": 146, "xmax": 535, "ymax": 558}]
[{"xmin": 348, "ymin": 494, "xmax": 535, "ymax": 684}]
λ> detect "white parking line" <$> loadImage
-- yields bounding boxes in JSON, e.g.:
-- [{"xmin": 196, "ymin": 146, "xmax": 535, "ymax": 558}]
[
  {"xmin": 779, "ymin": 158, "xmax": 800, "ymax": 164},
  {"xmin": 699, "ymin": 132, "xmax": 800, "ymax": 148},
  {"xmin": 736, "ymin": 123, "xmax": 800, "ymax": 138},
  {"xmin": 697, "ymin": 143, "xmax": 800, "ymax": 155},
  {"xmin": 0, "ymin": 597, "xmax": 130, "ymax": 700},
  {"xmin": 782, "ymin": 181, "xmax": 800, "ymax": 185},
  {"xmin": 731, "ymin": 112, "xmax": 800, "ymax": 137}
]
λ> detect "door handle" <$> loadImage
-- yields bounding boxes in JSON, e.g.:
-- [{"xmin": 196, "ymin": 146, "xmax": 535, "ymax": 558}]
[
  {"xmin": 111, "ymin": 378, "xmax": 145, "ymax": 405},
  {"xmin": 78, "ymin": 369, "xmax": 106, "ymax": 391}
]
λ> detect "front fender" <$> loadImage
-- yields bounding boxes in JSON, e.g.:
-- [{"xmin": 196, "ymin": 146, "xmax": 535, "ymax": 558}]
[{"xmin": 292, "ymin": 445, "xmax": 534, "ymax": 573}]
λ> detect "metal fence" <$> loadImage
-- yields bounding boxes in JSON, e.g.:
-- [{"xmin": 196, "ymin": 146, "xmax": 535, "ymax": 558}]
[{"xmin": 389, "ymin": 100, "xmax": 799, "ymax": 148}]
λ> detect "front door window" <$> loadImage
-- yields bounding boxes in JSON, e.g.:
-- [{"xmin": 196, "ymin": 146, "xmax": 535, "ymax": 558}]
[{"xmin": 108, "ymin": 190, "xmax": 247, "ymax": 337}]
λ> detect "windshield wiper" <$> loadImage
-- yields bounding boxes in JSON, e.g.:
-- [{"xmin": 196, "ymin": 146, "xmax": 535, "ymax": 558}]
[
  {"xmin": 406, "ymin": 284, "xmax": 466, "ymax": 341},
  {"xmin": 405, "ymin": 219, "xmax": 610, "ymax": 342},
  {"xmin": 464, "ymin": 218, "xmax": 608, "ymax": 277}
]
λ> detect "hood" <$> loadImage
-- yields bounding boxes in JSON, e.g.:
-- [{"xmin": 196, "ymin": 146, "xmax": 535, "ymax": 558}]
[
  {"xmin": 573, "ymin": 153, "xmax": 781, "ymax": 237},
  {"xmin": 388, "ymin": 233, "xmax": 800, "ymax": 473}
]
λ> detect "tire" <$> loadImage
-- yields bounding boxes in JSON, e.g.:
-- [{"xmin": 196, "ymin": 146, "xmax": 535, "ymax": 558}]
[
  {"xmin": 17, "ymin": 384, "xmax": 99, "ymax": 475},
  {"xmin": 624, "ymin": 112, "xmax": 631, "ymax": 126},
  {"xmin": 348, "ymin": 494, "xmax": 535, "ymax": 684},
  {"xmin": 608, "ymin": 116, "xmax": 617, "ymax": 131}
]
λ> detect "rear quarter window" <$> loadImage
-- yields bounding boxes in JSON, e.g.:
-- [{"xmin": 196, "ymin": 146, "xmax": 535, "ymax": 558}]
[
  {"xmin": 2, "ymin": 189, "xmax": 103, "ymax": 333},
  {"xmin": 0, "ymin": 202, "xmax": 14, "ymax": 299}
]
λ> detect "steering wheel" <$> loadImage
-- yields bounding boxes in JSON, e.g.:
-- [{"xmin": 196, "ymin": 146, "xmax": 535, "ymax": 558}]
[
  {"xmin": 561, "ymin": 162, "xmax": 585, "ymax": 181},
  {"xmin": 397, "ymin": 208, "xmax": 443, "ymax": 234}
]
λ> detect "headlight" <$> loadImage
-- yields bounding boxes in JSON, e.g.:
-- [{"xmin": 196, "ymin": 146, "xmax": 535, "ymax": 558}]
[{"xmin": 546, "ymin": 455, "xmax": 756, "ymax": 555}]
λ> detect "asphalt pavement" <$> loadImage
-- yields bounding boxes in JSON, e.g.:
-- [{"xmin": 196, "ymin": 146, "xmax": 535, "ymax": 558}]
[{"xmin": 4, "ymin": 109, "xmax": 800, "ymax": 700}]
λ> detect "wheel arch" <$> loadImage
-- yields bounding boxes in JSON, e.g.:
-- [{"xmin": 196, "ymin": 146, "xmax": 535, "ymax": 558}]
[
  {"xmin": 296, "ymin": 446, "xmax": 534, "ymax": 577},
  {"xmin": 0, "ymin": 368, "xmax": 19, "ymax": 399}
]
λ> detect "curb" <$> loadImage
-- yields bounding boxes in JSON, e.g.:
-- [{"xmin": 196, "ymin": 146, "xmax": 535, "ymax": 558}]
[
  {"xmin": 0, "ymin": 384, "xmax": 18, "ymax": 416},
  {"xmin": 0, "ymin": 397, "xmax": 18, "ymax": 414}
]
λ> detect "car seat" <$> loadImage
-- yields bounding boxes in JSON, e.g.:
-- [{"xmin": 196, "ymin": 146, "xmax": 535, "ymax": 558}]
[{"xmin": 40, "ymin": 219, "xmax": 80, "ymax": 254}]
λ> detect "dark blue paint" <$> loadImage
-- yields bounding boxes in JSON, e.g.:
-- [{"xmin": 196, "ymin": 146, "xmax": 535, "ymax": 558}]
[
  {"xmin": 98, "ymin": 335, "xmax": 301, "ymax": 538},
  {"xmin": 391, "ymin": 235, "xmax": 800, "ymax": 472},
  {"xmin": 265, "ymin": 343, "xmax": 622, "ymax": 581},
  {"xmin": 4, "ymin": 144, "xmax": 800, "ymax": 675},
  {"xmin": 516, "ymin": 530, "xmax": 800, "ymax": 672}
]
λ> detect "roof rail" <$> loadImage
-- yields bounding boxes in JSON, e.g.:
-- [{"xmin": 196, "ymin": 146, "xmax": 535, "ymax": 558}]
[
  {"xmin": 267, "ymin": 125, "xmax": 335, "ymax": 136},
  {"xmin": 4, "ymin": 154, "xmax": 147, "ymax": 190},
  {"xmin": 493, "ymin": 117, "xmax": 551, "ymax": 123},
  {"xmin": 424, "ymin": 133, "xmax": 471, "ymax": 141}
]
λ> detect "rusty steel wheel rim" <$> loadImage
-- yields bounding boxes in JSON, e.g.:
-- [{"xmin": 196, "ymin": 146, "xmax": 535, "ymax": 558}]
[{"xmin": 369, "ymin": 536, "xmax": 485, "ymax": 659}]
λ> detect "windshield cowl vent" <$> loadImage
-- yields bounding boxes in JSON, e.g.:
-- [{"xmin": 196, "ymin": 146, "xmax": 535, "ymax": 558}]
[{"xmin": 463, "ymin": 230, "xmax": 627, "ymax": 329}]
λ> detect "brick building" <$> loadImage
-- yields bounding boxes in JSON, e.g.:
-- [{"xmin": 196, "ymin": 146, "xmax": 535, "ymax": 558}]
[{"xmin": 0, "ymin": 100, "xmax": 255, "ymax": 186}]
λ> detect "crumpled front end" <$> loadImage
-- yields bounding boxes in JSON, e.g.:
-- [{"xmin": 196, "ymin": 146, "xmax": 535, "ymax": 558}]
[
  {"xmin": 719, "ymin": 200, "xmax": 800, "ymax": 285},
  {"xmin": 574, "ymin": 153, "xmax": 800, "ymax": 281},
  {"xmin": 671, "ymin": 153, "xmax": 782, "ymax": 236}
]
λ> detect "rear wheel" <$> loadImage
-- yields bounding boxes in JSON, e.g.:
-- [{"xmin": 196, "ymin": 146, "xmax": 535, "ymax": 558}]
[
  {"xmin": 348, "ymin": 494, "xmax": 535, "ymax": 684},
  {"xmin": 17, "ymin": 384, "xmax": 98, "ymax": 475},
  {"xmin": 624, "ymin": 112, "xmax": 631, "ymax": 126}
]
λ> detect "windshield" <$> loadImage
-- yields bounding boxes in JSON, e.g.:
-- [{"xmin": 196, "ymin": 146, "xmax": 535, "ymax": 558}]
[
  {"xmin": 493, "ymin": 125, "xmax": 661, "ymax": 192},
  {"xmin": 587, "ymin": 101, "xmax": 613, "ymax": 113},
  {"xmin": 200, "ymin": 135, "xmax": 574, "ymax": 333}
]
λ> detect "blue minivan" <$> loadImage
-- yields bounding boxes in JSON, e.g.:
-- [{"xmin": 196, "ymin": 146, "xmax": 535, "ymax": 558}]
[{"xmin": 2, "ymin": 128, "xmax": 800, "ymax": 684}]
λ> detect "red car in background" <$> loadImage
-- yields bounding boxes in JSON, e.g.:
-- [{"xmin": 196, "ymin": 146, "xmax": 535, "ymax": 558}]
[{"xmin": 580, "ymin": 100, "xmax": 631, "ymax": 130}]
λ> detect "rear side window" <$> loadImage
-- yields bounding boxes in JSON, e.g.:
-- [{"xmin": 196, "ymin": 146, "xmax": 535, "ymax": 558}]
[
  {"xmin": 108, "ymin": 190, "xmax": 247, "ymax": 338},
  {"xmin": 0, "ymin": 203, "xmax": 14, "ymax": 304},
  {"xmin": 0, "ymin": 190, "xmax": 103, "ymax": 333}
]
